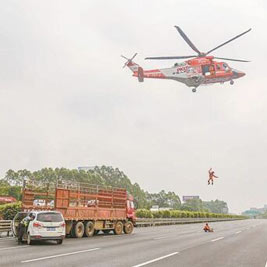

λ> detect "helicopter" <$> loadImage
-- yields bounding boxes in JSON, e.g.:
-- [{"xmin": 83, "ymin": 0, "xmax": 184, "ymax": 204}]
[{"xmin": 122, "ymin": 26, "xmax": 251, "ymax": 92}]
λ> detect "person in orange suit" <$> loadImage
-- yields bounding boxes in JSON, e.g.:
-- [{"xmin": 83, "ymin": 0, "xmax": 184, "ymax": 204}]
[
  {"xmin": 208, "ymin": 168, "xmax": 219, "ymax": 185},
  {"xmin": 203, "ymin": 223, "xmax": 213, "ymax": 232}
]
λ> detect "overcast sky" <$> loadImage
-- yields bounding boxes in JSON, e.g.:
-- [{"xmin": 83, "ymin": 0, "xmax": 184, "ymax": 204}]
[{"xmin": 0, "ymin": 0, "xmax": 266, "ymax": 213}]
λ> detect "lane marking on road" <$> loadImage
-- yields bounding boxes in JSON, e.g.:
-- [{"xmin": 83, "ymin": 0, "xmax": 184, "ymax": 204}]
[
  {"xmin": 235, "ymin": 231, "xmax": 242, "ymax": 234},
  {"xmin": 0, "ymin": 238, "xmax": 14, "ymax": 242},
  {"xmin": 21, "ymin": 247, "xmax": 100, "ymax": 263},
  {"xmin": 265, "ymin": 260, "xmax": 267, "ymax": 267},
  {"xmin": 132, "ymin": 252, "xmax": 179, "ymax": 267},
  {"xmin": 211, "ymin": 237, "xmax": 224, "ymax": 242},
  {"xmin": 0, "ymin": 246, "xmax": 27, "ymax": 251},
  {"xmin": 153, "ymin": 237, "xmax": 167, "ymax": 240},
  {"xmin": 103, "ymin": 235, "xmax": 125, "ymax": 238}
]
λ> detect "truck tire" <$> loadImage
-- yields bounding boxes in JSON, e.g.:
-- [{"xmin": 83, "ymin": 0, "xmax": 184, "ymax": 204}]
[
  {"xmin": 73, "ymin": 221, "xmax": 84, "ymax": 238},
  {"xmin": 123, "ymin": 221, "xmax": 134, "ymax": 234},
  {"xmin": 114, "ymin": 221, "xmax": 123, "ymax": 235},
  {"xmin": 56, "ymin": 239, "xmax": 63, "ymax": 244},
  {"xmin": 84, "ymin": 221, "xmax": 94, "ymax": 237}
]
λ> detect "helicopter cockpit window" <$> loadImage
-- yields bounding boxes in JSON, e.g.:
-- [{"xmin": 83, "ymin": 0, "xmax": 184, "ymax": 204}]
[
  {"xmin": 216, "ymin": 64, "xmax": 221, "ymax": 70},
  {"xmin": 222, "ymin": 63, "xmax": 230, "ymax": 71}
]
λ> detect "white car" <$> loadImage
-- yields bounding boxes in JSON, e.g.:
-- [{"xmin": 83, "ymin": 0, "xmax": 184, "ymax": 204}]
[{"xmin": 13, "ymin": 211, "xmax": 66, "ymax": 245}]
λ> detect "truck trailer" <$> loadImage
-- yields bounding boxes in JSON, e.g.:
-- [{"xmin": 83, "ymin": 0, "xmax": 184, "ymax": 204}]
[{"xmin": 21, "ymin": 181, "xmax": 136, "ymax": 238}]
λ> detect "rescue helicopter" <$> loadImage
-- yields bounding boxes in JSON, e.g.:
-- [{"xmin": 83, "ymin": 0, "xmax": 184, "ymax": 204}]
[{"xmin": 122, "ymin": 26, "xmax": 251, "ymax": 92}]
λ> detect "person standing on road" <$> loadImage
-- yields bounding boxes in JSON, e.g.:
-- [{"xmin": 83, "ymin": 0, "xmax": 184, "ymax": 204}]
[
  {"xmin": 18, "ymin": 214, "xmax": 35, "ymax": 244},
  {"xmin": 208, "ymin": 168, "xmax": 219, "ymax": 185}
]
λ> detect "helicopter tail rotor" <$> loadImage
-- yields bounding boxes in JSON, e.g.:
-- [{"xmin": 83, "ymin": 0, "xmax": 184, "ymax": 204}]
[{"xmin": 121, "ymin": 53, "xmax": 137, "ymax": 68}]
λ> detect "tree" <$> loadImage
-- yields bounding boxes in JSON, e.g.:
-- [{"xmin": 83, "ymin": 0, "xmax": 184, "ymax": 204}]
[
  {"xmin": 4, "ymin": 169, "xmax": 32, "ymax": 186},
  {"xmin": 146, "ymin": 190, "xmax": 181, "ymax": 209},
  {"xmin": 203, "ymin": 200, "xmax": 228, "ymax": 214},
  {"xmin": 181, "ymin": 199, "xmax": 205, "ymax": 212}
]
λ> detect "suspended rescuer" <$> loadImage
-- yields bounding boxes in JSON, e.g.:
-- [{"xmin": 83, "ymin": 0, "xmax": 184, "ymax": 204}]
[{"xmin": 208, "ymin": 168, "xmax": 219, "ymax": 185}]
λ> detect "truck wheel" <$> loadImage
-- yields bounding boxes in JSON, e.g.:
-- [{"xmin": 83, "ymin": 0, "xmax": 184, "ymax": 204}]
[
  {"xmin": 114, "ymin": 221, "xmax": 123, "ymax": 235},
  {"xmin": 84, "ymin": 221, "xmax": 94, "ymax": 237},
  {"xmin": 56, "ymin": 239, "xmax": 63, "ymax": 245},
  {"xmin": 27, "ymin": 234, "xmax": 32, "ymax": 245},
  {"xmin": 123, "ymin": 221, "xmax": 134, "ymax": 234},
  {"xmin": 73, "ymin": 222, "xmax": 84, "ymax": 238}
]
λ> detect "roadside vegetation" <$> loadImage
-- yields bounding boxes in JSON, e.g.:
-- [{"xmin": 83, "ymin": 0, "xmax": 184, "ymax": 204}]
[
  {"xmin": 136, "ymin": 209, "xmax": 247, "ymax": 219},
  {"xmin": 0, "ymin": 202, "xmax": 21, "ymax": 220}
]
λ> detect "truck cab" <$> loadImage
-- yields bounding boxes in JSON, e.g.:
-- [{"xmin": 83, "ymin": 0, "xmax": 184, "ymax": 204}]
[{"xmin": 126, "ymin": 194, "xmax": 136, "ymax": 222}]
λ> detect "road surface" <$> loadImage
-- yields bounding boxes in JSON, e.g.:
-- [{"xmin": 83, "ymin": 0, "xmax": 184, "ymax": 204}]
[{"xmin": 0, "ymin": 219, "xmax": 266, "ymax": 267}]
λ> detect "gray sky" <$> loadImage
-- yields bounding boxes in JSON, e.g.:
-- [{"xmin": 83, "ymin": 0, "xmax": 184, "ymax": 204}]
[{"xmin": 0, "ymin": 0, "xmax": 266, "ymax": 213}]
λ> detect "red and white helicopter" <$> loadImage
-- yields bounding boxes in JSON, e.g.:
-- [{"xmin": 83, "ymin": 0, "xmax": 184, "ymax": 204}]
[{"xmin": 122, "ymin": 26, "xmax": 251, "ymax": 92}]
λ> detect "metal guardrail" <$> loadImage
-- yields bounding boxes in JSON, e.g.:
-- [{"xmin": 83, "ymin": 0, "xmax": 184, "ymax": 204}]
[
  {"xmin": 0, "ymin": 220, "xmax": 12, "ymax": 237},
  {"xmin": 135, "ymin": 217, "xmax": 243, "ymax": 227}
]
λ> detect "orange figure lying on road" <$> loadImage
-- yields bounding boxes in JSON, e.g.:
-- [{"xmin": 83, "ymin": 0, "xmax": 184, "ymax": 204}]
[
  {"xmin": 208, "ymin": 168, "xmax": 219, "ymax": 185},
  {"xmin": 203, "ymin": 223, "xmax": 214, "ymax": 232}
]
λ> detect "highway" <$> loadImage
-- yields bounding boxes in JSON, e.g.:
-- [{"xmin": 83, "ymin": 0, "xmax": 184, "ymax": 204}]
[{"xmin": 0, "ymin": 219, "xmax": 266, "ymax": 267}]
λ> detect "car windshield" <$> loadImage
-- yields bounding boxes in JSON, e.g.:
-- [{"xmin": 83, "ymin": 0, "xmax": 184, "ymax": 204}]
[{"xmin": 37, "ymin": 212, "xmax": 63, "ymax": 222}]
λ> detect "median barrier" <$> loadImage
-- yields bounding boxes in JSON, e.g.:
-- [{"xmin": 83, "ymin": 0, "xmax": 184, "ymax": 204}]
[
  {"xmin": 135, "ymin": 217, "xmax": 244, "ymax": 227},
  {"xmin": 0, "ymin": 220, "xmax": 12, "ymax": 237}
]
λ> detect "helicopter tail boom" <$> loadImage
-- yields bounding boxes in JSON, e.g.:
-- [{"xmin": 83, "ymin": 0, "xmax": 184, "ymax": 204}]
[{"xmin": 121, "ymin": 53, "xmax": 144, "ymax": 82}]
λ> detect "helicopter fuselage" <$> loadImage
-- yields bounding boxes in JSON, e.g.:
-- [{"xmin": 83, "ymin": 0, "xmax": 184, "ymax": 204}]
[{"xmin": 131, "ymin": 56, "xmax": 245, "ymax": 89}]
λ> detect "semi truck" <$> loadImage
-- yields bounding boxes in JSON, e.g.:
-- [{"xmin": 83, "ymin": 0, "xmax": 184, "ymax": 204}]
[{"xmin": 18, "ymin": 180, "xmax": 136, "ymax": 238}]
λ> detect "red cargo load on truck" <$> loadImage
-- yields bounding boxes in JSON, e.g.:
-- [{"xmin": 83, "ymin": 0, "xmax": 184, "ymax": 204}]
[{"xmin": 22, "ymin": 181, "xmax": 136, "ymax": 237}]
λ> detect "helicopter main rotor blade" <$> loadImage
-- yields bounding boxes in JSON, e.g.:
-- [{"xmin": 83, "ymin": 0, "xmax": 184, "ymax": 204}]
[
  {"xmin": 206, "ymin": 28, "xmax": 251, "ymax": 55},
  {"xmin": 214, "ymin": 57, "xmax": 250, "ymax": 62},
  {"xmin": 174, "ymin": 26, "xmax": 201, "ymax": 56},
  {"xmin": 145, "ymin": 55, "xmax": 196, "ymax": 60}
]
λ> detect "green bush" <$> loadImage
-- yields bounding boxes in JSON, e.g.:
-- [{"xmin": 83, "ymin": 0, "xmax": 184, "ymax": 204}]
[
  {"xmin": 151, "ymin": 211, "xmax": 161, "ymax": 218},
  {"xmin": 136, "ymin": 208, "xmax": 245, "ymax": 220},
  {"xmin": 170, "ymin": 210, "xmax": 180, "ymax": 218},
  {"xmin": 162, "ymin": 210, "xmax": 171, "ymax": 218},
  {"xmin": 0, "ymin": 202, "xmax": 22, "ymax": 220},
  {"xmin": 136, "ymin": 209, "xmax": 153, "ymax": 218}
]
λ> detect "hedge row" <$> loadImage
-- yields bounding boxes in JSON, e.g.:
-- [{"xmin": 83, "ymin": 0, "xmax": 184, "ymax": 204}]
[
  {"xmin": 0, "ymin": 203, "xmax": 247, "ymax": 221},
  {"xmin": 136, "ymin": 209, "xmax": 247, "ymax": 219},
  {"xmin": 0, "ymin": 202, "xmax": 22, "ymax": 220}
]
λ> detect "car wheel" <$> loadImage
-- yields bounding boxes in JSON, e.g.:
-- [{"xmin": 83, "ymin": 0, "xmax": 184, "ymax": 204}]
[{"xmin": 56, "ymin": 239, "xmax": 63, "ymax": 245}]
